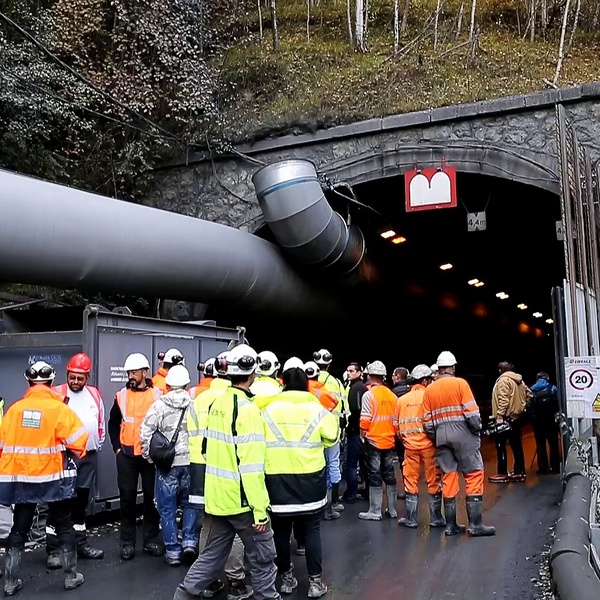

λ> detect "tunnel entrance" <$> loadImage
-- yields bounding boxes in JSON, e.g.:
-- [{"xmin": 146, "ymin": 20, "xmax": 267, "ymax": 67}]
[{"xmin": 208, "ymin": 171, "xmax": 564, "ymax": 410}]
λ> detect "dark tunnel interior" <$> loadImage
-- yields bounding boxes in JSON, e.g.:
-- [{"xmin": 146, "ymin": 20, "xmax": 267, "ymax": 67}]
[{"xmin": 209, "ymin": 171, "xmax": 565, "ymax": 410}]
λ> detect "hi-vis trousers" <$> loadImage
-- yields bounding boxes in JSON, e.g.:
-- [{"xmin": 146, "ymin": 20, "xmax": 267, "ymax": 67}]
[{"xmin": 402, "ymin": 446, "xmax": 441, "ymax": 495}]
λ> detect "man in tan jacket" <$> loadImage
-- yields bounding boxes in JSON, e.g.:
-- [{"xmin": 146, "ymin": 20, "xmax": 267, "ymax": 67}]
[{"xmin": 489, "ymin": 362, "xmax": 531, "ymax": 483}]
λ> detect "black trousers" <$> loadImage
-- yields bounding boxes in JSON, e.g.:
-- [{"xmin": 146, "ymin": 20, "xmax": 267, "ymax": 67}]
[
  {"xmin": 495, "ymin": 417, "xmax": 526, "ymax": 475},
  {"xmin": 272, "ymin": 512, "xmax": 322, "ymax": 577},
  {"xmin": 116, "ymin": 452, "xmax": 160, "ymax": 547},
  {"xmin": 533, "ymin": 403, "xmax": 561, "ymax": 472},
  {"xmin": 12, "ymin": 500, "xmax": 74, "ymax": 550},
  {"xmin": 363, "ymin": 441, "xmax": 396, "ymax": 488}
]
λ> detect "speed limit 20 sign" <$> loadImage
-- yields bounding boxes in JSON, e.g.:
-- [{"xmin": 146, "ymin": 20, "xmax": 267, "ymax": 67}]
[
  {"xmin": 569, "ymin": 368, "xmax": 594, "ymax": 390},
  {"xmin": 564, "ymin": 356, "xmax": 600, "ymax": 417}
]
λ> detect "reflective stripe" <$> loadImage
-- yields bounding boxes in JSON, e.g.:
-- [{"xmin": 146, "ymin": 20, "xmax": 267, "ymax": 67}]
[
  {"xmin": 432, "ymin": 415, "xmax": 468, "ymax": 424},
  {"xmin": 1, "ymin": 444, "xmax": 66, "ymax": 455},
  {"xmin": 270, "ymin": 497, "xmax": 327, "ymax": 514},
  {"xmin": 266, "ymin": 441, "xmax": 323, "ymax": 449},
  {"xmin": 206, "ymin": 465, "xmax": 240, "ymax": 481},
  {"xmin": 0, "ymin": 470, "xmax": 77, "ymax": 483},
  {"xmin": 239, "ymin": 463, "xmax": 264, "ymax": 474},
  {"xmin": 402, "ymin": 427, "xmax": 425, "ymax": 435},
  {"xmin": 188, "ymin": 404, "xmax": 200, "ymax": 431},
  {"xmin": 463, "ymin": 400, "xmax": 478, "ymax": 410},
  {"xmin": 189, "ymin": 494, "xmax": 205, "ymax": 505},
  {"xmin": 46, "ymin": 526, "xmax": 56, "ymax": 535},
  {"xmin": 73, "ymin": 524, "xmax": 86, "ymax": 532},
  {"xmin": 431, "ymin": 405, "xmax": 462, "ymax": 417},
  {"xmin": 188, "ymin": 429, "xmax": 205, "ymax": 438},
  {"xmin": 372, "ymin": 415, "xmax": 393, "ymax": 423},
  {"xmin": 204, "ymin": 430, "xmax": 264, "ymax": 445},
  {"xmin": 398, "ymin": 417, "xmax": 422, "ymax": 424},
  {"xmin": 262, "ymin": 408, "xmax": 328, "ymax": 450},
  {"xmin": 64, "ymin": 427, "xmax": 88, "ymax": 445}
]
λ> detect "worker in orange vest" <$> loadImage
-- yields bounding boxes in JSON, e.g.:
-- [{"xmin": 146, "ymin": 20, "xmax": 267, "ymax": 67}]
[
  {"xmin": 189, "ymin": 358, "xmax": 216, "ymax": 399},
  {"xmin": 152, "ymin": 348, "xmax": 185, "ymax": 393},
  {"xmin": 358, "ymin": 361, "xmax": 398, "ymax": 521},
  {"xmin": 108, "ymin": 353, "xmax": 164, "ymax": 560},
  {"xmin": 0, "ymin": 361, "xmax": 89, "ymax": 596},
  {"xmin": 423, "ymin": 351, "xmax": 495, "ymax": 537},
  {"xmin": 394, "ymin": 364, "xmax": 445, "ymax": 529},
  {"xmin": 47, "ymin": 352, "xmax": 105, "ymax": 567}
]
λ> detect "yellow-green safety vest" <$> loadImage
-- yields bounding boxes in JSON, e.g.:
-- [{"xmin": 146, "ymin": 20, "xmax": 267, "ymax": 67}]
[
  {"xmin": 318, "ymin": 371, "xmax": 349, "ymax": 417},
  {"xmin": 250, "ymin": 376, "xmax": 282, "ymax": 409}
]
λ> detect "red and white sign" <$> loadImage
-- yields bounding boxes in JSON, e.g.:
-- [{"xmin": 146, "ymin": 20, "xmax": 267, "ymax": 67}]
[{"xmin": 404, "ymin": 166, "xmax": 457, "ymax": 212}]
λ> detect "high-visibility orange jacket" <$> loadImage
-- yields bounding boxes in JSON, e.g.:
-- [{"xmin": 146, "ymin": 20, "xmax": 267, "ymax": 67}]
[
  {"xmin": 359, "ymin": 383, "xmax": 398, "ymax": 450},
  {"xmin": 152, "ymin": 367, "xmax": 168, "ymax": 393},
  {"xmin": 0, "ymin": 384, "xmax": 89, "ymax": 505},
  {"xmin": 115, "ymin": 386, "xmax": 161, "ymax": 456},
  {"xmin": 189, "ymin": 377, "xmax": 214, "ymax": 400},
  {"xmin": 393, "ymin": 384, "xmax": 433, "ymax": 451},
  {"xmin": 308, "ymin": 380, "xmax": 338, "ymax": 413}
]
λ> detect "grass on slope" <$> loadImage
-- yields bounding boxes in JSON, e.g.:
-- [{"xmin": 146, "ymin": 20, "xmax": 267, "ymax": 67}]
[{"xmin": 218, "ymin": 0, "xmax": 600, "ymax": 141}]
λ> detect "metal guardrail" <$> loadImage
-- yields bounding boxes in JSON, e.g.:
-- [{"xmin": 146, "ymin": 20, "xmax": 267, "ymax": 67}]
[{"xmin": 550, "ymin": 446, "xmax": 600, "ymax": 600}]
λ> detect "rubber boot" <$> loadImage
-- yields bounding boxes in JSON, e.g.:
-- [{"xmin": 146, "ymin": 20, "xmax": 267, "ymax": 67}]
[
  {"xmin": 3, "ymin": 547, "xmax": 23, "ymax": 597},
  {"xmin": 428, "ymin": 493, "xmax": 446, "ymax": 527},
  {"xmin": 397, "ymin": 493, "xmax": 418, "ymax": 528},
  {"xmin": 466, "ymin": 495, "xmax": 496, "ymax": 537},
  {"xmin": 443, "ymin": 497, "xmax": 466, "ymax": 536},
  {"xmin": 323, "ymin": 489, "xmax": 340, "ymax": 521},
  {"xmin": 385, "ymin": 485, "xmax": 398, "ymax": 518},
  {"xmin": 331, "ymin": 483, "xmax": 344, "ymax": 512},
  {"xmin": 358, "ymin": 487, "xmax": 383, "ymax": 521},
  {"xmin": 60, "ymin": 544, "xmax": 84, "ymax": 590},
  {"xmin": 307, "ymin": 575, "xmax": 328, "ymax": 598}
]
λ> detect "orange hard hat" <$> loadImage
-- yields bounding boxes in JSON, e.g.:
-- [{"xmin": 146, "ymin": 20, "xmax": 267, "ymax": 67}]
[{"xmin": 67, "ymin": 353, "xmax": 92, "ymax": 374}]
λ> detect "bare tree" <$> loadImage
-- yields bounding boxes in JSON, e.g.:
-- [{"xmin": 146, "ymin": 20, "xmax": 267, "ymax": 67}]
[
  {"xmin": 567, "ymin": 0, "xmax": 581, "ymax": 54},
  {"xmin": 541, "ymin": 0, "xmax": 548, "ymax": 36},
  {"xmin": 307, "ymin": 0, "xmax": 311, "ymax": 42},
  {"xmin": 434, "ymin": 0, "xmax": 442, "ymax": 49},
  {"xmin": 456, "ymin": 2, "xmax": 464, "ymax": 38},
  {"xmin": 346, "ymin": 0, "xmax": 353, "ymax": 46},
  {"xmin": 257, "ymin": 0, "xmax": 263, "ymax": 44},
  {"xmin": 394, "ymin": 0, "xmax": 400, "ymax": 54},
  {"xmin": 593, "ymin": 1, "xmax": 600, "ymax": 31},
  {"xmin": 269, "ymin": 0, "xmax": 279, "ymax": 51},
  {"xmin": 551, "ymin": 0, "xmax": 572, "ymax": 86},
  {"xmin": 530, "ymin": 0, "xmax": 536, "ymax": 42},
  {"xmin": 355, "ymin": 0, "xmax": 368, "ymax": 52},
  {"xmin": 468, "ymin": 0, "xmax": 477, "ymax": 44},
  {"xmin": 400, "ymin": 0, "xmax": 411, "ymax": 36}
]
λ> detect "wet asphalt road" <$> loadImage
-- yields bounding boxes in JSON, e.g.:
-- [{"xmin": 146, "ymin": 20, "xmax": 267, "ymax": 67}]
[{"xmin": 10, "ymin": 430, "xmax": 561, "ymax": 600}]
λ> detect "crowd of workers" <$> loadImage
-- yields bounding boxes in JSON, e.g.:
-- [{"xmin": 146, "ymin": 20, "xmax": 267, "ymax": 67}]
[{"xmin": 0, "ymin": 344, "xmax": 561, "ymax": 598}]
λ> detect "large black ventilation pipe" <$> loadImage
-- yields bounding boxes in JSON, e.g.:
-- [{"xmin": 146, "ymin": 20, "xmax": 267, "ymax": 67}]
[
  {"xmin": 0, "ymin": 169, "xmax": 337, "ymax": 315},
  {"xmin": 252, "ymin": 159, "xmax": 366, "ymax": 276}
]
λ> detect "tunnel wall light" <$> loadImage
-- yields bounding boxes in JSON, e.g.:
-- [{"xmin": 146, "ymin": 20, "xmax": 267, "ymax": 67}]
[
  {"xmin": 517, "ymin": 303, "xmax": 528, "ymax": 310},
  {"xmin": 468, "ymin": 279, "xmax": 480, "ymax": 286},
  {"xmin": 533, "ymin": 312, "xmax": 543, "ymax": 318},
  {"xmin": 546, "ymin": 318, "xmax": 554, "ymax": 324},
  {"xmin": 474, "ymin": 281, "xmax": 484, "ymax": 287},
  {"xmin": 380, "ymin": 229, "xmax": 396, "ymax": 239},
  {"xmin": 391, "ymin": 236, "xmax": 407, "ymax": 244},
  {"xmin": 496, "ymin": 292, "xmax": 509, "ymax": 299},
  {"xmin": 439, "ymin": 263, "xmax": 453, "ymax": 270}
]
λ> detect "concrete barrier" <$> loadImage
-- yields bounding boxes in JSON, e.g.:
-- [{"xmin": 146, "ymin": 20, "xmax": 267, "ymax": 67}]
[{"xmin": 550, "ymin": 448, "xmax": 600, "ymax": 600}]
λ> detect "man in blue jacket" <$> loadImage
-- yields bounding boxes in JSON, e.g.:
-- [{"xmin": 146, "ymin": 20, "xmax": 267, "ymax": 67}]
[{"xmin": 530, "ymin": 372, "xmax": 560, "ymax": 474}]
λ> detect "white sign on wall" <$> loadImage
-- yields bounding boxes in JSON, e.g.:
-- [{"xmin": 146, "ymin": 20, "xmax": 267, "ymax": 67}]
[{"xmin": 564, "ymin": 356, "xmax": 600, "ymax": 418}]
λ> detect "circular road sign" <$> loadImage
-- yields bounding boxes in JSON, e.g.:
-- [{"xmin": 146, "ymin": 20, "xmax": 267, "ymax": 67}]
[{"xmin": 569, "ymin": 368, "xmax": 594, "ymax": 390}]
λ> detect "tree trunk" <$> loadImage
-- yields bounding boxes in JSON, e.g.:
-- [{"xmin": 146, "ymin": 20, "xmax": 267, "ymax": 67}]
[
  {"xmin": 393, "ymin": 0, "xmax": 400, "ymax": 54},
  {"xmin": 530, "ymin": 0, "xmax": 536, "ymax": 42},
  {"xmin": 456, "ymin": 2, "xmax": 464, "ymax": 38},
  {"xmin": 346, "ymin": 0, "xmax": 353, "ymax": 46},
  {"xmin": 400, "ymin": 0, "xmax": 410, "ymax": 35},
  {"xmin": 269, "ymin": 0, "xmax": 279, "ymax": 51},
  {"xmin": 355, "ymin": 0, "xmax": 367, "ymax": 52},
  {"xmin": 552, "ymin": 0, "xmax": 572, "ymax": 86},
  {"xmin": 593, "ymin": 1, "xmax": 600, "ymax": 32},
  {"xmin": 434, "ymin": 0, "xmax": 442, "ymax": 49},
  {"xmin": 566, "ymin": 0, "xmax": 581, "ymax": 54},
  {"xmin": 541, "ymin": 0, "xmax": 548, "ymax": 36},
  {"xmin": 468, "ymin": 0, "xmax": 477, "ymax": 43},
  {"xmin": 307, "ymin": 0, "xmax": 310, "ymax": 42},
  {"xmin": 257, "ymin": 0, "xmax": 263, "ymax": 44}
]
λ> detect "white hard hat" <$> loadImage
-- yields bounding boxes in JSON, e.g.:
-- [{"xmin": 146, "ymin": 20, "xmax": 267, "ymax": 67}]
[
  {"xmin": 24, "ymin": 360, "xmax": 56, "ymax": 383},
  {"xmin": 283, "ymin": 356, "xmax": 304, "ymax": 371},
  {"xmin": 436, "ymin": 351, "xmax": 457, "ymax": 367},
  {"xmin": 365, "ymin": 360, "xmax": 386, "ymax": 376},
  {"xmin": 411, "ymin": 364, "xmax": 433, "ymax": 380},
  {"xmin": 257, "ymin": 351, "xmax": 280, "ymax": 377},
  {"xmin": 313, "ymin": 348, "xmax": 332, "ymax": 366},
  {"xmin": 430, "ymin": 364, "xmax": 439, "ymax": 373},
  {"xmin": 225, "ymin": 344, "xmax": 258, "ymax": 376},
  {"xmin": 303, "ymin": 361, "xmax": 321, "ymax": 379},
  {"xmin": 198, "ymin": 357, "xmax": 216, "ymax": 376},
  {"xmin": 163, "ymin": 348, "xmax": 185, "ymax": 366},
  {"xmin": 165, "ymin": 365, "xmax": 191, "ymax": 388},
  {"xmin": 124, "ymin": 353, "xmax": 151, "ymax": 371}
]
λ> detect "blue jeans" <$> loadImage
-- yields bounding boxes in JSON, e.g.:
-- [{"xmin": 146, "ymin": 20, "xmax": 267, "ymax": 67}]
[
  {"xmin": 325, "ymin": 443, "xmax": 341, "ymax": 488},
  {"xmin": 155, "ymin": 465, "xmax": 200, "ymax": 558},
  {"xmin": 343, "ymin": 434, "xmax": 362, "ymax": 500}
]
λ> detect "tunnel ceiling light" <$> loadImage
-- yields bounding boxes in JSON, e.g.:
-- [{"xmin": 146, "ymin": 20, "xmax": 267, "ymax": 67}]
[
  {"xmin": 468, "ymin": 279, "xmax": 480, "ymax": 286},
  {"xmin": 439, "ymin": 263, "xmax": 453, "ymax": 270},
  {"xmin": 474, "ymin": 281, "xmax": 485, "ymax": 287},
  {"xmin": 517, "ymin": 303, "xmax": 528, "ymax": 310},
  {"xmin": 533, "ymin": 312, "xmax": 543, "ymax": 318},
  {"xmin": 496, "ymin": 292, "xmax": 509, "ymax": 299},
  {"xmin": 391, "ymin": 236, "xmax": 407, "ymax": 244},
  {"xmin": 546, "ymin": 318, "xmax": 554, "ymax": 324},
  {"xmin": 380, "ymin": 229, "xmax": 396, "ymax": 239}
]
